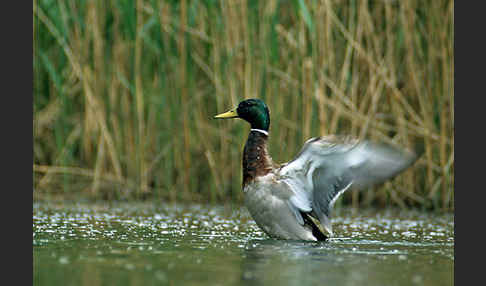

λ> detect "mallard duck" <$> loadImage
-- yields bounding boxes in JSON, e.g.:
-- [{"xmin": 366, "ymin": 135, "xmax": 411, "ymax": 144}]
[{"xmin": 214, "ymin": 98, "xmax": 417, "ymax": 241}]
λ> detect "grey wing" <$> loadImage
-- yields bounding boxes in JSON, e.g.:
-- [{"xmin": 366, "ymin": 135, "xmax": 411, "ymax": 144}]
[{"xmin": 278, "ymin": 136, "xmax": 417, "ymax": 235}]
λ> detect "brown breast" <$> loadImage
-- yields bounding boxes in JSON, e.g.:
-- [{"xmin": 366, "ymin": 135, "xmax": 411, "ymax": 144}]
[{"xmin": 242, "ymin": 130, "xmax": 274, "ymax": 186}]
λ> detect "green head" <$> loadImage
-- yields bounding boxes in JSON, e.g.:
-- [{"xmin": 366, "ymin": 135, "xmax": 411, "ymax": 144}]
[{"xmin": 214, "ymin": 99, "xmax": 270, "ymax": 131}]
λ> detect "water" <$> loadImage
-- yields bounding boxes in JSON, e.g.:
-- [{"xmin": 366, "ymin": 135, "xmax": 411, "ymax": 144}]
[{"xmin": 33, "ymin": 201, "xmax": 454, "ymax": 286}]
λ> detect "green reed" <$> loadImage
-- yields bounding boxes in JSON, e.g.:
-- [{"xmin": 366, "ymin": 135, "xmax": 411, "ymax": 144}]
[{"xmin": 33, "ymin": 0, "xmax": 454, "ymax": 210}]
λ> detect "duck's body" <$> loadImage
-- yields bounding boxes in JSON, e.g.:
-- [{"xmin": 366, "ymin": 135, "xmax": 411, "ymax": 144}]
[
  {"xmin": 215, "ymin": 99, "xmax": 417, "ymax": 241},
  {"xmin": 242, "ymin": 129, "xmax": 319, "ymax": 240}
]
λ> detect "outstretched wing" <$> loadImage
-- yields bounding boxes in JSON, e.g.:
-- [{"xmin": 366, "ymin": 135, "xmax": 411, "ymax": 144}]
[{"xmin": 277, "ymin": 135, "xmax": 417, "ymax": 236}]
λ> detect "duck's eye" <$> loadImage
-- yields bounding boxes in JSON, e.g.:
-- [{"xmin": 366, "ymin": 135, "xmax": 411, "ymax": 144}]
[{"xmin": 240, "ymin": 102, "xmax": 253, "ymax": 109}]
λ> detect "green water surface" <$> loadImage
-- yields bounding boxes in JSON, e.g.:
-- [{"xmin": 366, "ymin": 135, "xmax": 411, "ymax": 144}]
[{"xmin": 33, "ymin": 202, "xmax": 454, "ymax": 286}]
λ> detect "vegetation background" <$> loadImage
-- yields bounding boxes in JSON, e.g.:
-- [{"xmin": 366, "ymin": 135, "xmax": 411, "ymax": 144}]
[{"xmin": 33, "ymin": 0, "xmax": 454, "ymax": 211}]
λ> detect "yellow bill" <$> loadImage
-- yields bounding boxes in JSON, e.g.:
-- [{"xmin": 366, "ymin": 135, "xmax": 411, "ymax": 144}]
[{"xmin": 214, "ymin": 108, "xmax": 238, "ymax": 119}]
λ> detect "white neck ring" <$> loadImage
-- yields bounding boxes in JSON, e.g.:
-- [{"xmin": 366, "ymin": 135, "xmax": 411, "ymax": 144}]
[{"xmin": 251, "ymin": 129, "xmax": 269, "ymax": 136}]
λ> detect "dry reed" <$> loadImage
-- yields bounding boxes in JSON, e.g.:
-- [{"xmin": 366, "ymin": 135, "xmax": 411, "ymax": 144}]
[{"xmin": 33, "ymin": 0, "xmax": 454, "ymax": 210}]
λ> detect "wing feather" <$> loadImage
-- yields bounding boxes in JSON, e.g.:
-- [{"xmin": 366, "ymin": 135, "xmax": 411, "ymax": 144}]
[{"xmin": 278, "ymin": 135, "xmax": 417, "ymax": 235}]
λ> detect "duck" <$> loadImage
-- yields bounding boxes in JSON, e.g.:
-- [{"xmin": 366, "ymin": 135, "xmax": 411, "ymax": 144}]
[{"xmin": 214, "ymin": 98, "xmax": 417, "ymax": 241}]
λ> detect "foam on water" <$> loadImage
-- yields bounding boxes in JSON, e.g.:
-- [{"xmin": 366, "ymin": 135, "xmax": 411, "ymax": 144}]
[{"xmin": 33, "ymin": 202, "xmax": 454, "ymax": 286}]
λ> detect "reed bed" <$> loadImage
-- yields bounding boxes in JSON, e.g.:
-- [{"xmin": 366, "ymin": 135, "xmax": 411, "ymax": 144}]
[{"xmin": 33, "ymin": 0, "xmax": 454, "ymax": 210}]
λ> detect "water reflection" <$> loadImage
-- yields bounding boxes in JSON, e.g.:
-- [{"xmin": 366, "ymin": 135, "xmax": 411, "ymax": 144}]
[
  {"xmin": 239, "ymin": 236, "xmax": 453, "ymax": 286},
  {"xmin": 33, "ymin": 202, "xmax": 453, "ymax": 286},
  {"xmin": 241, "ymin": 239, "xmax": 321, "ymax": 285}
]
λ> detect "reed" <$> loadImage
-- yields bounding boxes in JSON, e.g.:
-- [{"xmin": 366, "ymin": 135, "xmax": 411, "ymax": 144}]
[{"xmin": 33, "ymin": 0, "xmax": 454, "ymax": 210}]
